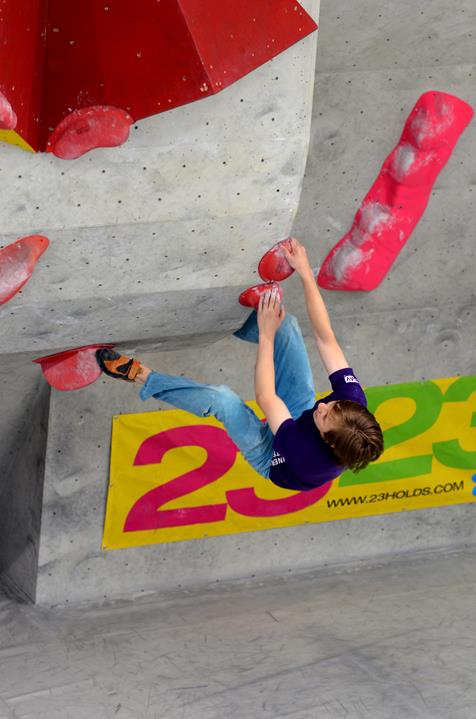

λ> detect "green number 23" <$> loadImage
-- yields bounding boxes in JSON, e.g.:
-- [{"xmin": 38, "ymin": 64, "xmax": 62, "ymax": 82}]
[{"xmin": 339, "ymin": 376, "xmax": 476, "ymax": 487}]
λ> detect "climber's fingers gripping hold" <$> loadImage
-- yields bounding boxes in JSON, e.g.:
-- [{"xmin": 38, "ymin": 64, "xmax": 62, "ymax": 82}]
[{"xmin": 257, "ymin": 289, "xmax": 285, "ymax": 338}]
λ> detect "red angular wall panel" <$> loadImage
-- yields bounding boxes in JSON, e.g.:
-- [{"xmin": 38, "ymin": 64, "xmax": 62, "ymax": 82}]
[
  {"xmin": 180, "ymin": 0, "xmax": 315, "ymax": 90},
  {"xmin": 0, "ymin": 0, "xmax": 317, "ymax": 155},
  {"xmin": 0, "ymin": 0, "xmax": 46, "ymax": 147}
]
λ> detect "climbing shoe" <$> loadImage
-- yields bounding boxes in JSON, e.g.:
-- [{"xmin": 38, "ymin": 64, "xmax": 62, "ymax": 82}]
[{"xmin": 96, "ymin": 348, "xmax": 141, "ymax": 381}]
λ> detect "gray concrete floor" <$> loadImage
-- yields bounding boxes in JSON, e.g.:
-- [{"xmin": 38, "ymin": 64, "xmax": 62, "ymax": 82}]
[{"xmin": 1, "ymin": 547, "xmax": 475, "ymax": 719}]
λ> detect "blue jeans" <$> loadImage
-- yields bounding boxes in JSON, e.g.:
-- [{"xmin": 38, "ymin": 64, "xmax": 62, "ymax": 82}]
[{"xmin": 139, "ymin": 312, "xmax": 315, "ymax": 478}]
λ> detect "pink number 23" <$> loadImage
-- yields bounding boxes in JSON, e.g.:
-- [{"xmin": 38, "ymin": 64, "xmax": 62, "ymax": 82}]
[{"xmin": 124, "ymin": 425, "xmax": 331, "ymax": 532}]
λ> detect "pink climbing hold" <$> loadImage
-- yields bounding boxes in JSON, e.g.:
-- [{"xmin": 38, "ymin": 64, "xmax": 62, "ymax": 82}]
[
  {"xmin": 33, "ymin": 344, "xmax": 115, "ymax": 391},
  {"xmin": 0, "ymin": 91, "xmax": 17, "ymax": 130},
  {"xmin": 258, "ymin": 239, "xmax": 295, "ymax": 282},
  {"xmin": 46, "ymin": 106, "xmax": 133, "ymax": 160},
  {"xmin": 318, "ymin": 91, "xmax": 474, "ymax": 291},
  {"xmin": 0, "ymin": 235, "xmax": 49, "ymax": 306},
  {"xmin": 239, "ymin": 282, "xmax": 283, "ymax": 309}
]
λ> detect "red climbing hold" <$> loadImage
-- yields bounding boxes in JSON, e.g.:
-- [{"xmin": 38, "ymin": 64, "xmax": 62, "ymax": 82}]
[
  {"xmin": 239, "ymin": 282, "xmax": 283, "ymax": 309},
  {"xmin": 0, "ymin": 235, "xmax": 49, "ymax": 306},
  {"xmin": 0, "ymin": 91, "xmax": 17, "ymax": 130},
  {"xmin": 258, "ymin": 239, "xmax": 295, "ymax": 282},
  {"xmin": 318, "ymin": 91, "xmax": 474, "ymax": 292},
  {"xmin": 33, "ymin": 344, "xmax": 115, "ymax": 391},
  {"xmin": 46, "ymin": 106, "xmax": 133, "ymax": 160}
]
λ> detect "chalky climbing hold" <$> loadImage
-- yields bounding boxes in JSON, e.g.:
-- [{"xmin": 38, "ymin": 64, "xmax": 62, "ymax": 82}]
[
  {"xmin": 0, "ymin": 235, "xmax": 49, "ymax": 306},
  {"xmin": 239, "ymin": 282, "xmax": 283, "ymax": 309},
  {"xmin": 46, "ymin": 106, "xmax": 133, "ymax": 160},
  {"xmin": 33, "ymin": 344, "xmax": 115, "ymax": 391},
  {"xmin": 0, "ymin": 91, "xmax": 16, "ymax": 130},
  {"xmin": 318, "ymin": 91, "xmax": 474, "ymax": 291},
  {"xmin": 258, "ymin": 239, "xmax": 295, "ymax": 282}
]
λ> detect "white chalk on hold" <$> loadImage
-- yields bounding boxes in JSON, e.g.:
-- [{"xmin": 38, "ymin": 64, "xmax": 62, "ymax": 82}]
[
  {"xmin": 390, "ymin": 142, "xmax": 436, "ymax": 182},
  {"xmin": 410, "ymin": 99, "xmax": 454, "ymax": 148},
  {"xmin": 329, "ymin": 243, "xmax": 375, "ymax": 284},
  {"xmin": 0, "ymin": 265, "xmax": 29, "ymax": 299},
  {"xmin": 390, "ymin": 143, "xmax": 416, "ymax": 181},
  {"xmin": 358, "ymin": 201, "xmax": 393, "ymax": 235},
  {"xmin": 329, "ymin": 244, "xmax": 362, "ymax": 283},
  {"xmin": 322, "ymin": 204, "xmax": 391, "ymax": 285}
]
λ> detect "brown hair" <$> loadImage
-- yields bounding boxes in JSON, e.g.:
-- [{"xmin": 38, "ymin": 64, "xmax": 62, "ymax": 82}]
[{"xmin": 322, "ymin": 400, "xmax": 384, "ymax": 472}]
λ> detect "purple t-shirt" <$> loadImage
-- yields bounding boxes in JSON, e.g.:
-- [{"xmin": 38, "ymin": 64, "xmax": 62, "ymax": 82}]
[{"xmin": 269, "ymin": 368, "xmax": 367, "ymax": 491}]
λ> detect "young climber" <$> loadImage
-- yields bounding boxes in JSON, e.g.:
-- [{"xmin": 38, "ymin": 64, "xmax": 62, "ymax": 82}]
[{"xmin": 96, "ymin": 238, "xmax": 383, "ymax": 490}]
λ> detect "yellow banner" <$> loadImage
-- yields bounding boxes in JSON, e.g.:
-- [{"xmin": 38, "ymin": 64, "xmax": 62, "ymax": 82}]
[
  {"xmin": 0, "ymin": 130, "xmax": 35, "ymax": 152},
  {"xmin": 103, "ymin": 375, "xmax": 476, "ymax": 550}
]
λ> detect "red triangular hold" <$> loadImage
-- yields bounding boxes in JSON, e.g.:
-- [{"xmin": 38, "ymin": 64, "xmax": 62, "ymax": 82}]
[
  {"xmin": 0, "ymin": 0, "xmax": 317, "ymax": 153},
  {"xmin": 0, "ymin": 235, "xmax": 49, "ymax": 306},
  {"xmin": 239, "ymin": 282, "xmax": 282, "ymax": 309},
  {"xmin": 33, "ymin": 343, "xmax": 115, "ymax": 391}
]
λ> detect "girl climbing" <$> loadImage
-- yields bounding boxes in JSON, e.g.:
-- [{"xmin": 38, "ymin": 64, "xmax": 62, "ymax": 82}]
[{"xmin": 96, "ymin": 238, "xmax": 383, "ymax": 490}]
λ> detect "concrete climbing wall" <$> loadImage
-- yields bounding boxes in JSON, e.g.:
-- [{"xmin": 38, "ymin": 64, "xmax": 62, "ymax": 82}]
[
  {"xmin": 0, "ymin": 1, "xmax": 320, "ymax": 601},
  {"xmin": 293, "ymin": 0, "xmax": 475, "ymax": 385},
  {"xmin": 2, "ymin": 0, "xmax": 475, "ymax": 606},
  {"xmin": 0, "ymin": 3, "xmax": 318, "ymax": 355}
]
